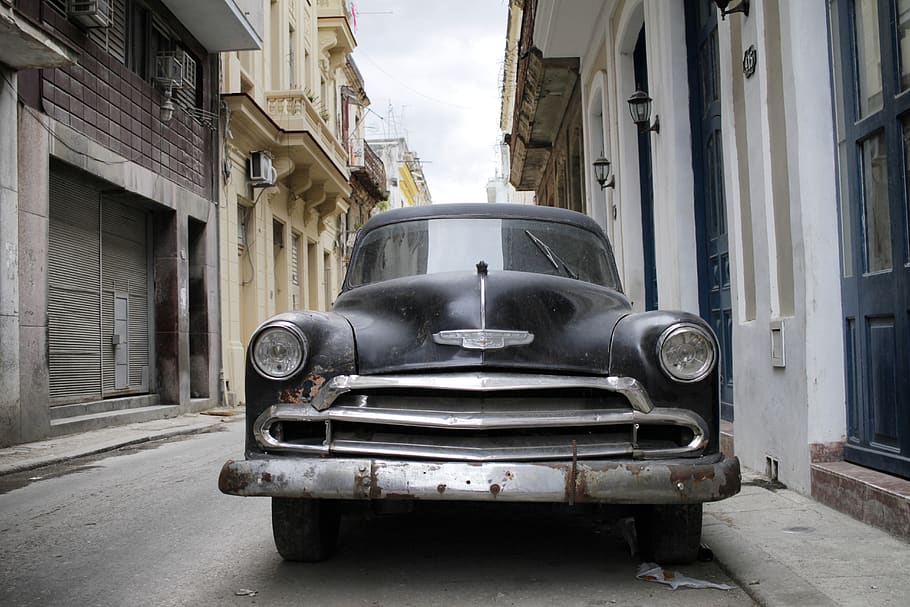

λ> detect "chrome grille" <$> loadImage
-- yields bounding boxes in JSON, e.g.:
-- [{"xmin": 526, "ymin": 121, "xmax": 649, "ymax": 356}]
[{"xmin": 254, "ymin": 373, "xmax": 709, "ymax": 462}]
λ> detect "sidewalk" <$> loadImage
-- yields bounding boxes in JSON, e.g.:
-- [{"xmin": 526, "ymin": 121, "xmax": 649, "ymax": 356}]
[
  {"xmin": 703, "ymin": 471, "xmax": 910, "ymax": 606},
  {"xmin": 1, "ymin": 416, "xmax": 908, "ymax": 606},
  {"xmin": 0, "ymin": 409, "xmax": 239, "ymax": 476}
]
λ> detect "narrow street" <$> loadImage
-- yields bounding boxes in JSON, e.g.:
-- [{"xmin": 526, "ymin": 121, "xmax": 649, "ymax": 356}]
[{"xmin": 0, "ymin": 421, "xmax": 751, "ymax": 606}]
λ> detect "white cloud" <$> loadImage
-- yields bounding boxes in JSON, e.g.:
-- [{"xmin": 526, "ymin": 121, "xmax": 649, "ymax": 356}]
[{"xmin": 353, "ymin": 0, "xmax": 509, "ymax": 203}]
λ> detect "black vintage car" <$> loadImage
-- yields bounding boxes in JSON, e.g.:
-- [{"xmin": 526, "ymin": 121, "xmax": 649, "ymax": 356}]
[{"xmin": 219, "ymin": 203, "xmax": 740, "ymax": 563}]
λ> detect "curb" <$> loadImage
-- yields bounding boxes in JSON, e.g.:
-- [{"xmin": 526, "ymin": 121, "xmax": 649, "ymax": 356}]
[
  {"xmin": 703, "ymin": 513, "xmax": 837, "ymax": 607},
  {"xmin": 0, "ymin": 413, "xmax": 242, "ymax": 477}
]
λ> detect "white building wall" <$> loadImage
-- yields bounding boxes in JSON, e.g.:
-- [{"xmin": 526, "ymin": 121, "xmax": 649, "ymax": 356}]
[
  {"xmin": 716, "ymin": 0, "xmax": 844, "ymax": 492},
  {"xmin": 535, "ymin": 0, "xmax": 847, "ymax": 493},
  {"xmin": 643, "ymin": 1, "xmax": 699, "ymax": 313},
  {"xmin": 779, "ymin": 1, "xmax": 846, "ymax": 450},
  {"xmin": 611, "ymin": 1, "xmax": 646, "ymax": 310}
]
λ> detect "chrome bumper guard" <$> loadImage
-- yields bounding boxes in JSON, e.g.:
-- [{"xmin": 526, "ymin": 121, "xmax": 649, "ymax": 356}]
[{"xmin": 219, "ymin": 454, "xmax": 741, "ymax": 504}]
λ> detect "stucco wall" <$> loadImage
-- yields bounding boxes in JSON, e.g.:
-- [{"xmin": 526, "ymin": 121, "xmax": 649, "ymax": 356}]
[
  {"xmin": 717, "ymin": 0, "xmax": 845, "ymax": 492},
  {"xmin": 548, "ymin": 0, "xmax": 847, "ymax": 494}
]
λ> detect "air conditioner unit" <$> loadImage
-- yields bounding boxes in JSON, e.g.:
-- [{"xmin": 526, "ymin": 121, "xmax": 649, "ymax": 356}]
[
  {"xmin": 67, "ymin": 0, "xmax": 111, "ymax": 28},
  {"xmin": 249, "ymin": 151, "xmax": 277, "ymax": 186},
  {"xmin": 155, "ymin": 50, "xmax": 195, "ymax": 90}
]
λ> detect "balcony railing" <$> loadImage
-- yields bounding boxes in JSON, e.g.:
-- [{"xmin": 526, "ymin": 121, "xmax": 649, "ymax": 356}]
[
  {"xmin": 351, "ymin": 140, "xmax": 386, "ymax": 197},
  {"xmin": 265, "ymin": 90, "xmax": 347, "ymax": 169},
  {"xmin": 316, "ymin": 0, "xmax": 352, "ymax": 20}
]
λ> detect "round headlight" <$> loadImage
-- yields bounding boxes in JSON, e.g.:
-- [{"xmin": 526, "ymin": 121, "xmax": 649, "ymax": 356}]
[
  {"xmin": 657, "ymin": 323, "xmax": 716, "ymax": 383},
  {"xmin": 251, "ymin": 322, "xmax": 307, "ymax": 380}
]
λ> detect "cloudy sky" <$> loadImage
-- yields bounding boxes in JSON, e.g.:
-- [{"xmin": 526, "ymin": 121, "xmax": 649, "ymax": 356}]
[{"xmin": 351, "ymin": 0, "xmax": 510, "ymax": 203}]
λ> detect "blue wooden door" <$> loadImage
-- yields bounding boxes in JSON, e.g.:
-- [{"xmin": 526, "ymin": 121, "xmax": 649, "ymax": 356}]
[
  {"xmin": 685, "ymin": 0, "xmax": 733, "ymax": 420},
  {"xmin": 633, "ymin": 28, "xmax": 658, "ymax": 311},
  {"xmin": 831, "ymin": 0, "xmax": 910, "ymax": 478}
]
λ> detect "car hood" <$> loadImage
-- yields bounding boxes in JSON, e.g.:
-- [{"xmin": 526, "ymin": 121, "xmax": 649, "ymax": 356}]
[{"xmin": 333, "ymin": 271, "xmax": 630, "ymax": 375}]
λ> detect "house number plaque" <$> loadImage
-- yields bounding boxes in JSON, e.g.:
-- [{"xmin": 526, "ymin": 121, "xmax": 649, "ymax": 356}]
[{"xmin": 743, "ymin": 45, "xmax": 757, "ymax": 78}]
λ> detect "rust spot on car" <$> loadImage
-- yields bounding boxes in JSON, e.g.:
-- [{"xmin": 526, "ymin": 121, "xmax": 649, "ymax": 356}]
[
  {"xmin": 369, "ymin": 463, "xmax": 382, "ymax": 499},
  {"xmin": 626, "ymin": 464, "xmax": 645, "ymax": 476},
  {"xmin": 489, "ymin": 483, "xmax": 501, "ymax": 498},
  {"xmin": 576, "ymin": 472, "xmax": 589, "ymax": 502},
  {"xmin": 564, "ymin": 469, "xmax": 576, "ymax": 503},
  {"xmin": 669, "ymin": 464, "xmax": 716, "ymax": 484},
  {"xmin": 278, "ymin": 387, "xmax": 305, "ymax": 403},
  {"xmin": 437, "ymin": 484, "xmax": 447, "ymax": 494},
  {"xmin": 218, "ymin": 461, "xmax": 245, "ymax": 494},
  {"xmin": 306, "ymin": 371, "xmax": 327, "ymax": 398},
  {"xmin": 353, "ymin": 468, "xmax": 371, "ymax": 499},
  {"xmin": 262, "ymin": 472, "xmax": 273, "ymax": 483}
]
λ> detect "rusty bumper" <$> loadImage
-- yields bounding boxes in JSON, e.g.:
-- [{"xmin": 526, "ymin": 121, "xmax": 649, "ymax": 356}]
[{"xmin": 219, "ymin": 454, "xmax": 740, "ymax": 504}]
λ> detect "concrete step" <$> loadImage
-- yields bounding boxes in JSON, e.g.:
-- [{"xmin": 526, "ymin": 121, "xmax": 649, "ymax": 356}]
[
  {"xmin": 811, "ymin": 460, "xmax": 910, "ymax": 542},
  {"xmin": 49, "ymin": 395, "xmax": 161, "ymax": 420},
  {"xmin": 48, "ymin": 405, "xmax": 180, "ymax": 437}
]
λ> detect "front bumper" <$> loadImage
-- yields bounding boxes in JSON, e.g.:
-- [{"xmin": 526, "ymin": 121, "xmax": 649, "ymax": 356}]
[{"xmin": 218, "ymin": 454, "xmax": 740, "ymax": 504}]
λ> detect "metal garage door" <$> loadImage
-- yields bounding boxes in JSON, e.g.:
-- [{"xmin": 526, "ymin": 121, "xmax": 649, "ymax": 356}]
[{"xmin": 48, "ymin": 167, "xmax": 151, "ymax": 402}]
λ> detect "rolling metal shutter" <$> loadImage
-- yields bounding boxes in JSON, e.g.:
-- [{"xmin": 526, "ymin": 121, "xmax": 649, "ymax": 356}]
[
  {"xmin": 101, "ymin": 195, "xmax": 150, "ymax": 394},
  {"xmin": 49, "ymin": 169, "xmax": 152, "ymax": 402},
  {"xmin": 48, "ymin": 171, "xmax": 103, "ymax": 400}
]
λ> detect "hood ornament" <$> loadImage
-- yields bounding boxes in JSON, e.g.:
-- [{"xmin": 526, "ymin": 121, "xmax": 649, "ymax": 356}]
[{"xmin": 433, "ymin": 260, "xmax": 534, "ymax": 351}]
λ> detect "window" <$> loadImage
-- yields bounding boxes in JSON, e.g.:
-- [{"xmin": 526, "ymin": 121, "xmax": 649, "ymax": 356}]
[
  {"xmin": 289, "ymin": 25, "xmax": 297, "ymax": 88},
  {"xmin": 89, "ymin": 0, "xmax": 127, "ymax": 63}
]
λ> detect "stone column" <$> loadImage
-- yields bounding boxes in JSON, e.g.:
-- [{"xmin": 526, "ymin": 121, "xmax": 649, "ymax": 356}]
[
  {"xmin": 0, "ymin": 68, "xmax": 19, "ymax": 447},
  {"xmin": 154, "ymin": 210, "xmax": 191, "ymax": 407}
]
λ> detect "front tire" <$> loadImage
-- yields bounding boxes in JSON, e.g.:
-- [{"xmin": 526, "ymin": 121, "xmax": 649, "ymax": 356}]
[
  {"xmin": 271, "ymin": 498, "xmax": 341, "ymax": 562},
  {"xmin": 635, "ymin": 503, "xmax": 702, "ymax": 564}
]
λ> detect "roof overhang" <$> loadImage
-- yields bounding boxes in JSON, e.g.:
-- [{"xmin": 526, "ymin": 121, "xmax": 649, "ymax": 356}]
[
  {"xmin": 0, "ymin": 5, "xmax": 76, "ymax": 69},
  {"xmin": 509, "ymin": 51, "xmax": 579, "ymax": 191},
  {"xmin": 533, "ymin": 0, "xmax": 605, "ymax": 58},
  {"xmin": 160, "ymin": 0, "xmax": 262, "ymax": 52}
]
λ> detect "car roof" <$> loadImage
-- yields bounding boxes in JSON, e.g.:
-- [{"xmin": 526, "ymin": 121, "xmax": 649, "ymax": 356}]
[{"xmin": 360, "ymin": 203, "xmax": 605, "ymax": 234}]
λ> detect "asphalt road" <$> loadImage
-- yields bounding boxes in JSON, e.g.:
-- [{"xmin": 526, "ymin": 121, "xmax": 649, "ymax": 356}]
[{"xmin": 0, "ymin": 420, "xmax": 754, "ymax": 606}]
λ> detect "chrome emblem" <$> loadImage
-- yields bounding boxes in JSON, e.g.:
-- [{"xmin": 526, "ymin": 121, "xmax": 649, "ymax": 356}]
[
  {"xmin": 433, "ymin": 329, "xmax": 534, "ymax": 350},
  {"xmin": 432, "ymin": 260, "xmax": 534, "ymax": 350}
]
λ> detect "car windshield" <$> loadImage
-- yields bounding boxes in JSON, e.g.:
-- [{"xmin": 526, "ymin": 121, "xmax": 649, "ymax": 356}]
[{"xmin": 346, "ymin": 218, "xmax": 620, "ymax": 289}]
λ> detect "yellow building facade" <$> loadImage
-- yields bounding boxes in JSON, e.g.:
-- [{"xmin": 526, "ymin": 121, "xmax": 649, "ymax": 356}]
[{"xmin": 219, "ymin": 0, "xmax": 357, "ymax": 404}]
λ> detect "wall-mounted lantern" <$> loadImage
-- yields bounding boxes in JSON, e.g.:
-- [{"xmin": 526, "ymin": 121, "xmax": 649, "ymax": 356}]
[
  {"xmin": 627, "ymin": 90, "xmax": 659, "ymax": 134},
  {"xmin": 593, "ymin": 156, "xmax": 615, "ymax": 189}
]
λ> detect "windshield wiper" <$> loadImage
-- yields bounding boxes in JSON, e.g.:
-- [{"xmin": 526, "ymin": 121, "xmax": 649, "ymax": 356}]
[{"xmin": 524, "ymin": 230, "xmax": 578, "ymax": 279}]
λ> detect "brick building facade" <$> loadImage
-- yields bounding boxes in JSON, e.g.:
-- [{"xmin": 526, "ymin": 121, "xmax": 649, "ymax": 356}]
[{"xmin": 0, "ymin": 0, "xmax": 261, "ymax": 447}]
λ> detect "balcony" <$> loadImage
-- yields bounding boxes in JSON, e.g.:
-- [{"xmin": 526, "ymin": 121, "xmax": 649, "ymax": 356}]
[
  {"xmin": 266, "ymin": 90, "xmax": 347, "ymax": 173},
  {"xmin": 0, "ymin": 3, "xmax": 75, "ymax": 69},
  {"xmin": 317, "ymin": 0, "xmax": 355, "ymax": 56},
  {"xmin": 160, "ymin": 0, "xmax": 262, "ymax": 52},
  {"xmin": 350, "ymin": 140, "xmax": 386, "ymax": 199}
]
